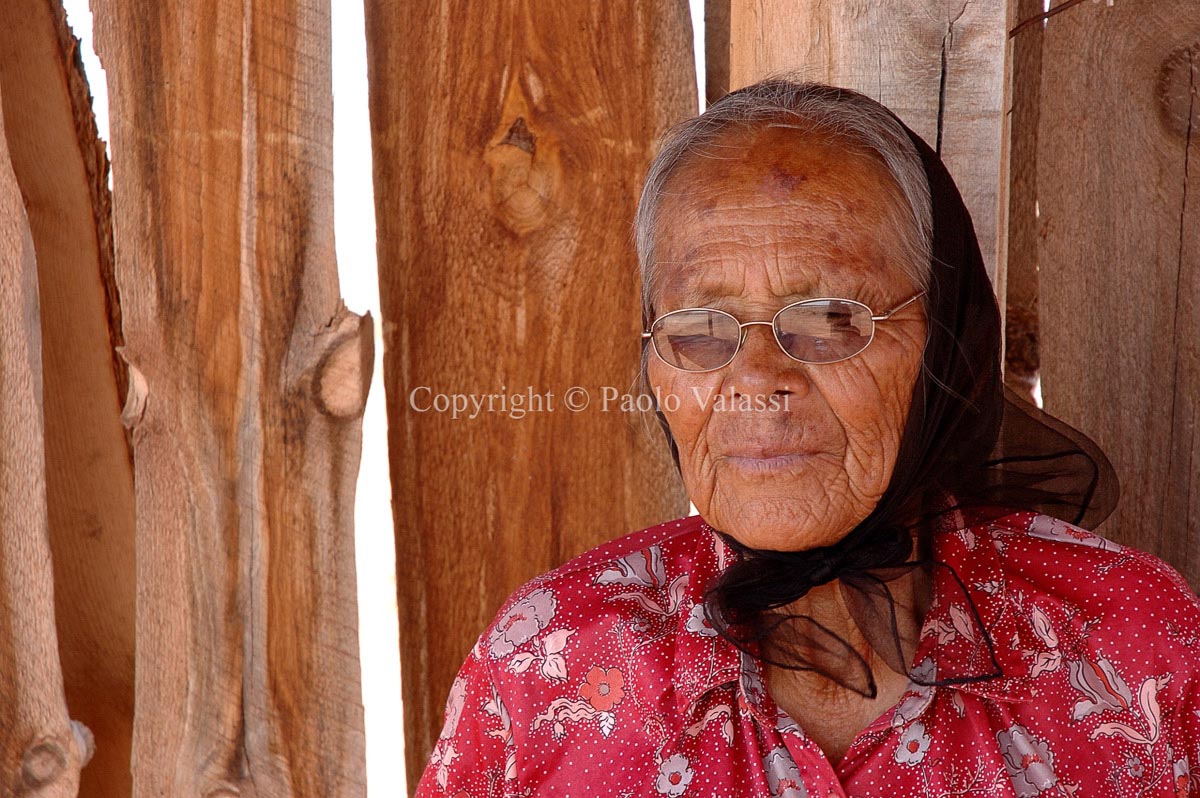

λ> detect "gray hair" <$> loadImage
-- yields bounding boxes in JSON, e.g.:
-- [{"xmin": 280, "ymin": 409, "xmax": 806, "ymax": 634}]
[{"xmin": 634, "ymin": 76, "xmax": 933, "ymax": 325}]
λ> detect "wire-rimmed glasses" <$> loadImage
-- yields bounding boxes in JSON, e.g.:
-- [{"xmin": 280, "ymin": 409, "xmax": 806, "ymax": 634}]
[{"xmin": 642, "ymin": 290, "xmax": 926, "ymax": 372}]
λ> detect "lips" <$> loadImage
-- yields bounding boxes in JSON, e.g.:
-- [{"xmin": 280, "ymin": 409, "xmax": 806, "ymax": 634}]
[
  {"xmin": 720, "ymin": 451, "xmax": 816, "ymax": 475},
  {"xmin": 716, "ymin": 438, "xmax": 820, "ymax": 476},
  {"xmin": 712, "ymin": 426, "xmax": 826, "ymax": 475},
  {"xmin": 711, "ymin": 420, "xmax": 824, "ymax": 464},
  {"xmin": 719, "ymin": 444, "xmax": 812, "ymax": 459},
  {"xmin": 715, "ymin": 434, "xmax": 818, "ymax": 459}
]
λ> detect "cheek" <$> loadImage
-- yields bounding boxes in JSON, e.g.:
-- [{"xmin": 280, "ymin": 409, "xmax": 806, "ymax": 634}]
[
  {"xmin": 646, "ymin": 360, "xmax": 723, "ymax": 488},
  {"xmin": 647, "ymin": 360, "xmax": 707, "ymax": 443},
  {"xmin": 813, "ymin": 343, "xmax": 922, "ymax": 469}
]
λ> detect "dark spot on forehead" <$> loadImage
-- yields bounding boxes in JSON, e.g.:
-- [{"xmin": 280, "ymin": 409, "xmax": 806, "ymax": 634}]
[
  {"xmin": 696, "ymin": 196, "xmax": 719, "ymax": 217},
  {"xmin": 763, "ymin": 163, "xmax": 808, "ymax": 198}
]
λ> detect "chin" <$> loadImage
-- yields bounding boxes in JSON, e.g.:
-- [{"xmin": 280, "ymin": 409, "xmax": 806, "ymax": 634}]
[{"xmin": 708, "ymin": 495, "xmax": 862, "ymax": 552}]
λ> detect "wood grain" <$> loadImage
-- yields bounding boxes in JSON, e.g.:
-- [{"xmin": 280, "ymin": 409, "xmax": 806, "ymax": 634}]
[
  {"xmin": 1004, "ymin": 0, "xmax": 1047, "ymax": 397},
  {"xmin": 1026, "ymin": 0, "xmax": 1200, "ymax": 588},
  {"xmin": 0, "ymin": 2, "xmax": 134, "ymax": 794},
  {"xmin": 90, "ymin": 0, "xmax": 369, "ymax": 794},
  {"xmin": 723, "ymin": 0, "xmax": 1009, "ymax": 288},
  {"xmin": 363, "ymin": 1, "xmax": 695, "ymax": 786},
  {"xmin": 706, "ymin": 0, "xmax": 732, "ymax": 105},
  {"xmin": 0, "ymin": 77, "xmax": 91, "ymax": 798}
]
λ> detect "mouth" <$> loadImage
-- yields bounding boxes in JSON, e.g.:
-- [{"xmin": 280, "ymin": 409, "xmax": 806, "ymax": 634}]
[{"xmin": 719, "ymin": 451, "xmax": 817, "ymax": 474}]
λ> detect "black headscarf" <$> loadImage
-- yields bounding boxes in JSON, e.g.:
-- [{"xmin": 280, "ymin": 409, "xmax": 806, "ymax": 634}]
[{"xmin": 646, "ymin": 83, "xmax": 1119, "ymax": 698}]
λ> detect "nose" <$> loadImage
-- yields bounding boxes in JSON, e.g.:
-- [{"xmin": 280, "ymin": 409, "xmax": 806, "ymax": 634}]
[{"xmin": 726, "ymin": 322, "xmax": 811, "ymax": 401}]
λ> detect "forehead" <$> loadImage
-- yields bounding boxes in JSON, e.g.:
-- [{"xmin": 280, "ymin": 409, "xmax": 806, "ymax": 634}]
[{"xmin": 651, "ymin": 125, "xmax": 911, "ymax": 303}]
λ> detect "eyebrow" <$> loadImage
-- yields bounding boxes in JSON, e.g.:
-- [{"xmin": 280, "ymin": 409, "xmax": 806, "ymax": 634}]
[{"xmin": 669, "ymin": 277, "xmax": 853, "ymax": 306}]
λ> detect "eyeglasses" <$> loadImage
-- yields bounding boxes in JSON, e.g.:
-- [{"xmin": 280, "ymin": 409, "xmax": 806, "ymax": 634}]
[{"xmin": 641, "ymin": 290, "xmax": 926, "ymax": 372}]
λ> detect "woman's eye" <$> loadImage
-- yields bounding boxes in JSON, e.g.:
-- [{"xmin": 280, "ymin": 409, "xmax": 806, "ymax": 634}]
[{"xmin": 669, "ymin": 334, "xmax": 727, "ymax": 356}]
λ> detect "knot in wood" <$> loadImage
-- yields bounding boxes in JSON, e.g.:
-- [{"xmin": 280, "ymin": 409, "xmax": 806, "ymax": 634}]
[
  {"xmin": 21, "ymin": 738, "xmax": 67, "ymax": 788},
  {"xmin": 1157, "ymin": 43, "xmax": 1199, "ymax": 137},
  {"xmin": 313, "ymin": 316, "xmax": 372, "ymax": 419},
  {"xmin": 485, "ymin": 116, "xmax": 559, "ymax": 236},
  {"xmin": 117, "ymin": 351, "xmax": 149, "ymax": 430},
  {"xmin": 204, "ymin": 789, "xmax": 240, "ymax": 798}
]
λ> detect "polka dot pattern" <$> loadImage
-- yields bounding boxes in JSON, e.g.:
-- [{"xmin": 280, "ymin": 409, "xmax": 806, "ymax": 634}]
[{"xmin": 415, "ymin": 511, "xmax": 1200, "ymax": 797}]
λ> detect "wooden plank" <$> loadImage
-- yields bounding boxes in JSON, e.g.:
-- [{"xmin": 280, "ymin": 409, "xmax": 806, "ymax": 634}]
[
  {"xmin": 363, "ymin": 2, "xmax": 695, "ymax": 787},
  {"xmin": 1028, "ymin": 0, "xmax": 1200, "ymax": 587},
  {"xmin": 1003, "ymin": 0, "xmax": 1047, "ymax": 397},
  {"xmin": 723, "ymin": 0, "xmax": 1009, "ymax": 288},
  {"xmin": 706, "ymin": 0, "xmax": 732, "ymax": 105},
  {"xmin": 89, "ymin": 0, "xmax": 369, "ymax": 794},
  {"xmin": 0, "ymin": 78, "xmax": 91, "ymax": 797},
  {"xmin": 0, "ymin": 2, "xmax": 134, "ymax": 794}
]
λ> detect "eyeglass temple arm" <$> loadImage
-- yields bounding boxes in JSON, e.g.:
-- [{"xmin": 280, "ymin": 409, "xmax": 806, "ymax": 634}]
[{"xmin": 871, "ymin": 290, "xmax": 927, "ymax": 321}]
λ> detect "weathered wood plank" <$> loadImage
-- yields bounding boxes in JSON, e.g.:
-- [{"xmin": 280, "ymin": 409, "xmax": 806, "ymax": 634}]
[
  {"xmin": 1027, "ymin": 0, "xmax": 1199, "ymax": 588},
  {"xmin": 706, "ymin": 0, "xmax": 732, "ymax": 105},
  {"xmin": 363, "ymin": 2, "xmax": 695, "ymax": 787},
  {"xmin": 90, "ymin": 0, "xmax": 369, "ymax": 794},
  {"xmin": 0, "ymin": 78, "xmax": 92, "ymax": 798},
  {"xmin": 0, "ymin": 2, "xmax": 134, "ymax": 794},
  {"xmin": 1003, "ymin": 0, "xmax": 1046, "ymax": 397},
  {"xmin": 723, "ymin": 0, "xmax": 1009, "ymax": 287}
]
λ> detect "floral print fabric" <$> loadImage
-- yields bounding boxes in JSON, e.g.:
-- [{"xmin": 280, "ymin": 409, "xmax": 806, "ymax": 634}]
[{"xmin": 415, "ymin": 510, "xmax": 1200, "ymax": 797}]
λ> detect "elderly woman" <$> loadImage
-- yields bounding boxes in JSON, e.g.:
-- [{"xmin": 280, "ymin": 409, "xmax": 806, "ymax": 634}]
[{"xmin": 416, "ymin": 80, "xmax": 1200, "ymax": 797}]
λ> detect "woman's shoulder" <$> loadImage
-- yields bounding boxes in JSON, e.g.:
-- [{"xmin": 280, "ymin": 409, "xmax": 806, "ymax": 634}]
[
  {"xmin": 541, "ymin": 512, "xmax": 713, "ymax": 584},
  {"xmin": 986, "ymin": 510, "xmax": 1197, "ymax": 604},
  {"xmin": 475, "ymin": 512, "xmax": 716, "ymax": 664},
  {"xmin": 980, "ymin": 510, "xmax": 1200, "ymax": 660},
  {"xmin": 419, "ymin": 516, "xmax": 715, "ymax": 795}
]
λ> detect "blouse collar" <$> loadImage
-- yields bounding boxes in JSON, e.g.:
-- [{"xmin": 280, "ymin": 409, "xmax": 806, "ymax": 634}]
[{"xmin": 668, "ymin": 511, "xmax": 1062, "ymax": 726}]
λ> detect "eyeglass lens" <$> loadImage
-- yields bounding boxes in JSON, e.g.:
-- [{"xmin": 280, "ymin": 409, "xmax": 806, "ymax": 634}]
[{"xmin": 652, "ymin": 299, "xmax": 874, "ymax": 370}]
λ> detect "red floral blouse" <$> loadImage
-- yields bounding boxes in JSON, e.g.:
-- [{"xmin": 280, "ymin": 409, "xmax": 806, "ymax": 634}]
[{"xmin": 415, "ymin": 510, "xmax": 1200, "ymax": 797}]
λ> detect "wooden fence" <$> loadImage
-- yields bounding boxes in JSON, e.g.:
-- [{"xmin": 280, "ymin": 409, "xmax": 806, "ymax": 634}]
[{"xmin": 0, "ymin": 1, "xmax": 1194, "ymax": 796}]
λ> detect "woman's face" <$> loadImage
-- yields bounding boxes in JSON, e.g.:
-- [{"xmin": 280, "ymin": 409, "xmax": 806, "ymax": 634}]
[{"xmin": 646, "ymin": 125, "xmax": 927, "ymax": 551}]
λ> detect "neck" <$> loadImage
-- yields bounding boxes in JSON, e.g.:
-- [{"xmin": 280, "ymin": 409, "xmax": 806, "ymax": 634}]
[{"xmin": 765, "ymin": 568, "xmax": 928, "ymax": 701}]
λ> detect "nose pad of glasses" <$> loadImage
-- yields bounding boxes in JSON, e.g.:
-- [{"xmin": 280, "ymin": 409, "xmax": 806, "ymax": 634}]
[
  {"xmin": 738, "ymin": 320, "xmax": 790, "ymax": 362},
  {"xmin": 726, "ymin": 324, "xmax": 811, "ymax": 391}
]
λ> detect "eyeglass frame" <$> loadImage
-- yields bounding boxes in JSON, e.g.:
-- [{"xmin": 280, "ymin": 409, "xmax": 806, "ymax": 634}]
[{"xmin": 641, "ymin": 289, "xmax": 927, "ymax": 372}]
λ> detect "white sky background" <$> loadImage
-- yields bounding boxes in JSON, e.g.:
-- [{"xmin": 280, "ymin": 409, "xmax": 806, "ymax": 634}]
[{"xmin": 60, "ymin": 1, "xmax": 704, "ymax": 793}]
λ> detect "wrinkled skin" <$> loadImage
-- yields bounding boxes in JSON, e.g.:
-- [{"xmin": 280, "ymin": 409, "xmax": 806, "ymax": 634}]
[
  {"xmin": 647, "ymin": 123, "xmax": 928, "ymax": 553},
  {"xmin": 645, "ymin": 122, "xmax": 930, "ymax": 763}
]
